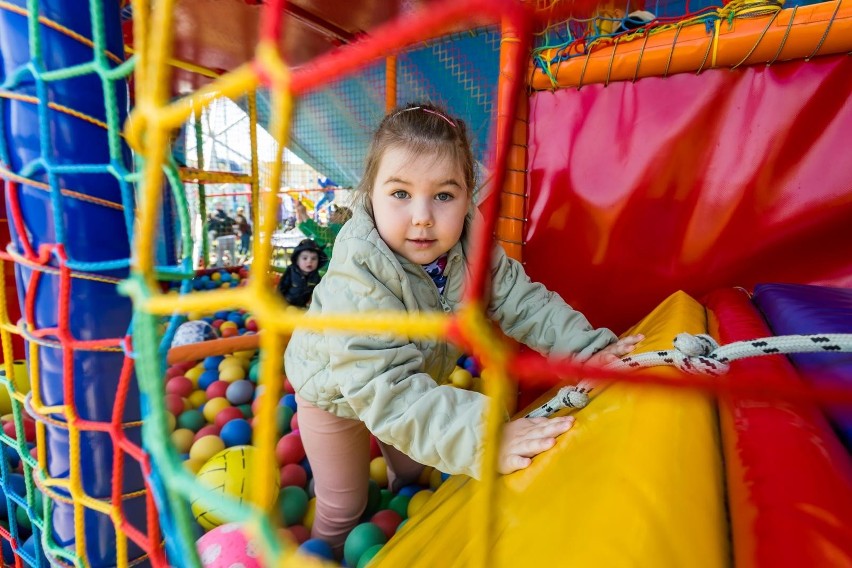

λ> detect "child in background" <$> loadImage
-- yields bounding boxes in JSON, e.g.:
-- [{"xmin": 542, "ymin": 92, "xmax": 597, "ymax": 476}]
[
  {"xmin": 277, "ymin": 239, "xmax": 327, "ymax": 307},
  {"xmin": 284, "ymin": 103, "xmax": 643, "ymax": 554},
  {"xmin": 292, "ymin": 200, "xmax": 352, "ymax": 259}
]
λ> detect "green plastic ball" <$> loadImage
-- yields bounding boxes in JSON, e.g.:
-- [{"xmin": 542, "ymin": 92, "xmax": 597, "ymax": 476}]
[
  {"xmin": 356, "ymin": 543, "xmax": 384, "ymax": 568},
  {"xmin": 388, "ymin": 494, "xmax": 411, "ymax": 519},
  {"xmin": 343, "ymin": 523, "xmax": 386, "ymax": 567},
  {"xmin": 279, "ymin": 486, "xmax": 309, "ymax": 526},
  {"xmin": 378, "ymin": 489, "xmax": 393, "ymax": 510},
  {"xmin": 277, "ymin": 405, "xmax": 294, "ymax": 436},
  {"xmin": 176, "ymin": 409, "xmax": 205, "ymax": 432}
]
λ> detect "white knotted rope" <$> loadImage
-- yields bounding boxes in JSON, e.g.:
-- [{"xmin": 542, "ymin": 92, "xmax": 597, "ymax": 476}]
[{"xmin": 526, "ymin": 333, "xmax": 852, "ymax": 418}]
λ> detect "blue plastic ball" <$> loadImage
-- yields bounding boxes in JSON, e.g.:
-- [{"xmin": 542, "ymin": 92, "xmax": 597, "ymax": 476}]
[
  {"xmin": 398, "ymin": 485, "xmax": 421, "ymax": 498},
  {"xmin": 300, "ymin": 457, "xmax": 312, "ymax": 478},
  {"xmin": 220, "ymin": 419, "xmax": 253, "ymax": 447},
  {"xmin": 197, "ymin": 370, "xmax": 220, "ymax": 391},
  {"xmin": 203, "ymin": 355, "xmax": 224, "ymax": 370},
  {"xmin": 299, "ymin": 538, "xmax": 334, "ymax": 560},
  {"xmin": 463, "ymin": 357, "xmax": 480, "ymax": 376},
  {"xmin": 282, "ymin": 394, "xmax": 298, "ymax": 412},
  {"xmin": 225, "ymin": 380, "xmax": 254, "ymax": 405}
]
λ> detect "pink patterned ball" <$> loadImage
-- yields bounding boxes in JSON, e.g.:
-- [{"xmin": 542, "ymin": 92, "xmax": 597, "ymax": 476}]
[{"xmin": 196, "ymin": 523, "xmax": 262, "ymax": 568}]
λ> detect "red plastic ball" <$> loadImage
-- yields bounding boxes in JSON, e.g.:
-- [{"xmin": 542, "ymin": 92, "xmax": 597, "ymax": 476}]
[
  {"xmin": 205, "ymin": 380, "xmax": 229, "ymax": 400},
  {"xmin": 279, "ymin": 463, "xmax": 308, "ymax": 488},
  {"xmin": 276, "ymin": 431, "xmax": 305, "ymax": 466},
  {"xmin": 281, "ymin": 524, "xmax": 309, "ymax": 545},
  {"xmin": 164, "ymin": 394, "xmax": 185, "ymax": 416},
  {"xmin": 369, "ymin": 436, "xmax": 382, "ymax": 460},
  {"xmin": 166, "ymin": 376, "xmax": 194, "ymax": 398},
  {"xmin": 194, "ymin": 424, "xmax": 221, "ymax": 442},
  {"xmin": 290, "ymin": 412, "xmax": 299, "ymax": 432},
  {"xmin": 370, "ymin": 509, "xmax": 403, "ymax": 540},
  {"xmin": 214, "ymin": 406, "xmax": 244, "ymax": 429},
  {"xmin": 283, "ymin": 378, "xmax": 295, "ymax": 395}
]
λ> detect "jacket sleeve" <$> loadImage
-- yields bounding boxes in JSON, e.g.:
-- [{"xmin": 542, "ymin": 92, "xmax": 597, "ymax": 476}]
[
  {"xmin": 487, "ymin": 246, "xmax": 617, "ymax": 360},
  {"xmin": 321, "ymin": 239, "xmax": 489, "ymax": 478},
  {"xmin": 277, "ymin": 268, "xmax": 291, "ymax": 298}
]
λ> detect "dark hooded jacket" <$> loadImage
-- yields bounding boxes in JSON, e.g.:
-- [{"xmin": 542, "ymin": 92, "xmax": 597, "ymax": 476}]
[{"xmin": 277, "ymin": 239, "xmax": 328, "ymax": 307}]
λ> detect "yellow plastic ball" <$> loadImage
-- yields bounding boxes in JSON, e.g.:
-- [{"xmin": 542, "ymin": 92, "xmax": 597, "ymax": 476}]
[
  {"xmin": 418, "ymin": 466, "xmax": 434, "ymax": 486},
  {"xmin": 369, "ymin": 457, "xmax": 388, "ymax": 488},
  {"xmin": 187, "ymin": 389, "xmax": 208, "ymax": 409},
  {"xmin": 184, "ymin": 364, "xmax": 204, "ymax": 385},
  {"xmin": 429, "ymin": 468, "xmax": 444, "ymax": 490},
  {"xmin": 203, "ymin": 397, "xmax": 232, "ymax": 423},
  {"xmin": 183, "ymin": 457, "xmax": 206, "ymax": 474},
  {"xmin": 449, "ymin": 368, "xmax": 473, "ymax": 390},
  {"xmin": 211, "ymin": 272, "xmax": 221, "ymax": 282},
  {"xmin": 218, "ymin": 365, "xmax": 246, "ymax": 383},
  {"xmin": 189, "ymin": 435, "xmax": 225, "ymax": 463},
  {"xmin": 219, "ymin": 356, "xmax": 248, "ymax": 371},
  {"xmin": 192, "ymin": 446, "xmax": 280, "ymax": 530},
  {"xmin": 171, "ymin": 428, "xmax": 196, "ymax": 454},
  {"xmin": 219, "ymin": 321, "xmax": 238, "ymax": 333},
  {"xmin": 233, "ymin": 349, "xmax": 257, "ymax": 361},
  {"xmin": 165, "ymin": 412, "xmax": 176, "ymax": 433},
  {"xmin": 304, "ymin": 497, "xmax": 317, "ymax": 531},
  {"xmin": 408, "ymin": 489, "xmax": 434, "ymax": 518}
]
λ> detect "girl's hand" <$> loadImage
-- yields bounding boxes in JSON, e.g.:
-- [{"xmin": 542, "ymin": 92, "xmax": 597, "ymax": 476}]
[
  {"xmin": 586, "ymin": 334, "xmax": 644, "ymax": 366},
  {"xmin": 498, "ymin": 416, "xmax": 575, "ymax": 474}
]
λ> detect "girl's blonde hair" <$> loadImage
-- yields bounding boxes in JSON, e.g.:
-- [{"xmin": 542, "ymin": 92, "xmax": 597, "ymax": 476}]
[{"xmin": 355, "ymin": 103, "xmax": 477, "ymax": 235}]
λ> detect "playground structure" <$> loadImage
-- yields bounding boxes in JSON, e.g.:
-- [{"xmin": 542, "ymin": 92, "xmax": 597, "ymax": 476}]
[{"xmin": 0, "ymin": 0, "xmax": 850, "ymax": 567}]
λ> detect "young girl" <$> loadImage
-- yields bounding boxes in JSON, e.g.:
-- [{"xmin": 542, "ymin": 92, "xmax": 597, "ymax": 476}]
[{"xmin": 284, "ymin": 103, "xmax": 642, "ymax": 553}]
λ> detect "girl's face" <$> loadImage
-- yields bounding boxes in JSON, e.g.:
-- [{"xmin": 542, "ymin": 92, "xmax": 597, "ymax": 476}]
[{"xmin": 371, "ymin": 147, "xmax": 469, "ymax": 265}]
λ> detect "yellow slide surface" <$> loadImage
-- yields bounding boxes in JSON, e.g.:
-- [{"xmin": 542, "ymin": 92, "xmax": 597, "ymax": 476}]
[{"xmin": 377, "ymin": 291, "xmax": 728, "ymax": 567}]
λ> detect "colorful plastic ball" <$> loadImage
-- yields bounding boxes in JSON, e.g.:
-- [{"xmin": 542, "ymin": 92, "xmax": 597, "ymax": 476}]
[
  {"xmin": 205, "ymin": 381, "xmax": 229, "ymax": 400},
  {"xmin": 237, "ymin": 404, "xmax": 253, "ymax": 419},
  {"xmin": 429, "ymin": 468, "xmax": 444, "ymax": 490},
  {"xmin": 196, "ymin": 522, "xmax": 261, "ymax": 568},
  {"xmin": 298, "ymin": 538, "xmax": 334, "ymax": 561},
  {"xmin": 214, "ymin": 407, "xmax": 244, "ymax": 429},
  {"xmin": 187, "ymin": 390, "xmax": 208, "ymax": 410},
  {"xmin": 226, "ymin": 312, "xmax": 242, "ymax": 324},
  {"xmin": 276, "ymin": 406, "xmax": 294, "ymax": 436},
  {"xmin": 193, "ymin": 446, "xmax": 280, "ymax": 530},
  {"xmin": 225, "ymin": 380, "xmax": 254, "ymax": 405},
  {"xmin": 369, "ymin": 457, "xmax": 388, "ymax": 488},
  {"xmin": 198, "ymin": 370, "xmax": 220, "ymax": 391},
  {"xmin": 166, "ymin": 376, "xmax": 195, "ymax": 398},
  {"xmin": 307, "ymin": 478, "xmax": 315, "ymax": 499},
  {"xmin": 282, "ymin": 394, "xmax": 298, "ymax": 412},
  {"xmin": 449, "ymin": 368, "xmax": 473, "ymax": 390},
  {"xmin": 184, "ymin": 458, "xmax": 205, "ymax": 474},
  {"xmin": 283, "ymin": 378, "xmax": 295, "ymax": 395},
  {"xmin": 189, "ymin": 435, "xmax": 225, "ymax": 463},
  {"xmin": 211, "ymin": 272, "xmax": 222, "ymax": 282},
  {"xmin": 171, "ymin": 428, "xmax": 196, "ymax": 454},
  {"xmin": 184, "ymin": 364, "xmax": 204, "ymax": 385},
  {"xmin": 279, "ymin": 463, "xmax": 307, "ymax": 488},
  {"xmin": 281, "ymin": 525, "xmax": 310, "ymax": 545},
  {"xmin": 370, "ymin": 509, "xmax": 402, "ymax": 539},
  {"xmin": 388, "ymin": 495, "xmax": 410, "ymax": 519},
  {"xmin": 418, "ymin": 466, "xmax": 433, "ymax": 486},
  {"xmin": 463, "ymin": 357, "xmax": 480, "ymax": 375},
  {"xmin": 214, "ymin": 310, "xmax": 230, "ymax": 321},
  {"xmin": 303, "ymin": 498, "xmax": 316, "ymax": 531},
  {"xmin": 300, "ymin": 457, "xmax": 312, "ymax": 478},
  {"xmin": 248, "ymin": 363, "xmax": 259, "ymax": 383},
  {"xmin": 279, "ymin": 486, "xmax": 309, "ymax": 526},
  {"xmin": 343, "ymin": 523, "xmax": 387, "ymax": 568},
  {"xmin": 276, "ymin": 431, "xmax": 305, "ymax": 466},
  {"xmin": 194, "ymin": 424, "xmax": 221, "ymax": 442},
  {"xmin": 219, "ymin": 418, "xmax": 252, "ymax": 447},
  {"xmin": 407, "ymin": 489, "xmax": 433, "ymax": 517},
  {"xmin": 369, "ymin": 436, "xmax": 382, "ymax": 460},
  {"xmin": 245, "ymin": 318, "xmax": 258, "ymax": 332},
  {"xmin": 356, "ymin": 543, "xmax": 384, "ymax": 568},
  {"xmin": 219, "ymin": 365, "xmax": 246, "ymax": 383},
  {"xmin": 397, "ymin": 485, "xmax": 420, "ymax": 498},
  {"xmin": 203, "ymin": 355, "xmax": 225, "ymax": 370},
  {"xmin": 364, "ymin": 479, "xmax": 381, "ymax": 517},
  {"xmin": 172, "ymin": 320, "xmax": 218, "ymax": 348},
  {"xmin": 203, "ymin": 398, "xmax": 232, "ymax": 423},
  {"xmin": 220, "ymin": 326, "xmax": 239, "ymax": 339},
  {"xmin": 164, "ymin": 394, "xmax": 186, "ymax": 416},
  {"xmin": 290, "ymin": 412, "xmax": 299, "ymax": 431},
  {"xmin": 378, "ymin": 489, "xmax": 393, "ymax": 511}
]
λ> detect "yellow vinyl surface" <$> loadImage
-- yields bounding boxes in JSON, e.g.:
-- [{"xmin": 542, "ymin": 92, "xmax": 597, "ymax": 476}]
[{"xmin": 377, "ymin": 290, "xmax": 728, "ymax": 567}]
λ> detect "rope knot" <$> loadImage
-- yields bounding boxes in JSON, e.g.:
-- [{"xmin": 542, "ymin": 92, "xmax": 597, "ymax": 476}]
[{"xmin": 672, "ymin": 333, "xmax": 729, "ymax": 375}]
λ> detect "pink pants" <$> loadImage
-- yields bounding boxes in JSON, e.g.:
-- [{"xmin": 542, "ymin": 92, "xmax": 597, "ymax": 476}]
[{"xmin": 295, "ymin": 395, "xmax": 424, "ymax": 554}]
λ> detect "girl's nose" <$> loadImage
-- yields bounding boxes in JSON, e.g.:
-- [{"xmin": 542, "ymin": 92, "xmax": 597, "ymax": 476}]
[{"xmin": 411, "ymin": 199, "xmax": 433, "ymax": 227}]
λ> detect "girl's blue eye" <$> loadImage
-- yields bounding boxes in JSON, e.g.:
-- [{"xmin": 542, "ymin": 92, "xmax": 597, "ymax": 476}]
[
  {"xmin": 435, "ymin": 192, "xmax": 454, "ymax": 202},
  {"xmin": 392, "ymin": 190, "xmax": 409, "ymax": 199}
]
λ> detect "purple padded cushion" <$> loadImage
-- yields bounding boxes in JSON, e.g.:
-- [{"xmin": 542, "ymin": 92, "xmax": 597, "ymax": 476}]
[{"xmin": 753, "ymin": 283, "xmax": 852, "ymax": 448}]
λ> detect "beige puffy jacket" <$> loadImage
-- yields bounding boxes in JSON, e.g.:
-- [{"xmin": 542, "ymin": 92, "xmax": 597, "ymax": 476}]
[{"xmin": 283, "ymin": 206, "xmax": 616, "ymax": 478}]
